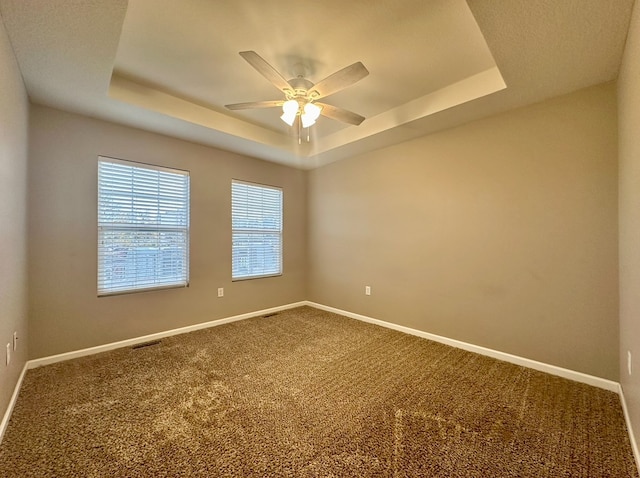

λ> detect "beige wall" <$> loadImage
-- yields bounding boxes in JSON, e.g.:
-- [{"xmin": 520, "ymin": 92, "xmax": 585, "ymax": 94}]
[
  {"xmin": 27, "ymin": 105, "xmax": 307, "ymax": 358},
  {"xmin": 308, "ymin": 83, "xmax": 619, "ymax": 380},
  {"xmin": 10, "ymin": 22, "xmax": 625, "ymax": 400},
  {"xmin": 619, "ymin": 0, "xmax": 640, "ymax": 453},
  {"xmin": 0, "ymin": 16, "xmax": 29, "ymax": 420}
]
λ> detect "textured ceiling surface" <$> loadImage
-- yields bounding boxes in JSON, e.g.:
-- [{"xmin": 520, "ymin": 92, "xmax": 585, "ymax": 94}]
[{"xmin": 0, "ymin": 0, "xmax": 635, "ymax": 169}]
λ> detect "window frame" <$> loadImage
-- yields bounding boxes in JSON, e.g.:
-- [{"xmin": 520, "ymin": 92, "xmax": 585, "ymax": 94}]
[
  {"xmin": 231, "ymin": 179, "xmax": 283, "ymax": 281},
  {"xmin": 97, "ymin": 156, "xmax": 190, "ymax": 296}
]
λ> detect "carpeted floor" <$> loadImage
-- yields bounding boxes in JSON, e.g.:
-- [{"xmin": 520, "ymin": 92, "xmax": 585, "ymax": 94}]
[{"xmin": 0, "ymin": 306, "xmax": 637, "ymax": 477}]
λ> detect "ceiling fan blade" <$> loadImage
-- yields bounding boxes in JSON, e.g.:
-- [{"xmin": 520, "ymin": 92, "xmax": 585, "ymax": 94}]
[
  {"xmin": 239, "ymin": 51, "xmax": 292, "ymax": 93},
  {"xmin": 316, "ymin": 102, "xmax": 365, "ymax": 126},
  {"xmin": 225, "ymin": 100, "xmax": 283, "ymax": 110},
  {"xmin": 311, "ymin": 62, "xmax": 369, "ymax": 99}
]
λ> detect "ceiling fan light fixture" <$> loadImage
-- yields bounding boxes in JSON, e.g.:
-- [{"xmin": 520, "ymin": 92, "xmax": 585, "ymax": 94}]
[
  {"xmin": 280, "ymin": 99, "xmax": 299, "ymax": 126},
  {"xmin": 305, "ymin": 102, "xmax": 322, "ymax": 119},
  {"xmin": 282, "ymin": 99, "xmax": 298, "ymax": 114},
  {"xmin": 301, "ymin": 102, "xmax": 322, "ymax": 128},
  {"xmin": 281, "ymin": 111, "xmax": 297, "ymax": 126},
  {"xmin": 301, "ymin": 114, "xmax": 315, "ymax": 128}
]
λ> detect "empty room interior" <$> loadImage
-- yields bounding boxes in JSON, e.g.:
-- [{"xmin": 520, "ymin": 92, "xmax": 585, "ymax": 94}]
[{"xmin": 2, "ymin": 0, "xmax": 640, "ymax": 476}]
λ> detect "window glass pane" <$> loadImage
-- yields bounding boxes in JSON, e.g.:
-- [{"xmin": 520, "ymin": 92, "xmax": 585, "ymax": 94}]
[
  {"xmin": 98, "ymin": 157, "xmax": 190, "ymax": 295},
  {"xmin": 232, "ymin": 180, "xmax": 282, "ymax": 280}
]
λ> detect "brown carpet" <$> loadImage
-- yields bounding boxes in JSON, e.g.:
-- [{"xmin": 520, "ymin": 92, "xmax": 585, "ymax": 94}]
[{"xmin": 0, "ymin": 306, "xmax": 637, "ymax": 477}]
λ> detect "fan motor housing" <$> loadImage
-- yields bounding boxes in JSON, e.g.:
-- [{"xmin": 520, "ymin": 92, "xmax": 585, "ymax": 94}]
[
  {"xmin": 286, "ymin": 76, "xmax": 319, "ymax": 102},
  {"xmin": 288, "ymin": 76, "xmax": 314, "ymax": 90}
]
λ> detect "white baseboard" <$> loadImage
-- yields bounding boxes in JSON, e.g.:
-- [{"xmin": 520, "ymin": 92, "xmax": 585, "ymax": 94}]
[
  {"xmin": 305, "ymin": 301, "xmax": 619, "ymax": 392},
  {"xmin": 619, "ymin": 384, "xmax": 640, "ymax": 472},
  {"xmin": 0, "ymin": 362, "xmax": 28, "ymax": 444},
  {"xmin": 26, "ymin": 300, "xmax": 620, "ymax": 392},
  {"xmin": 28, "ymin": 301, "xmax": 307, "ymax": 369}
]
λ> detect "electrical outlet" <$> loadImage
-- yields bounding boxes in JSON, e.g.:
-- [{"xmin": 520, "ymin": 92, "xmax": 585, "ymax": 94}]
[
  {"xmin": 365, "ymin": 286, "xmax": 371, "ymax": 296},
  {"xmin": 628, "ymin": 351, "xmax": 633, "ymax": 376},
  {"xmin": 217, "ymin": 287, "xmax": 224, "ymax": 298},
  {"xmin": 6, "ymin": 343, "xmax": 10, "ymax": 366},
  {"xmin": 13, "ymin": 332, "xmax": 18, "ymax": 351}
]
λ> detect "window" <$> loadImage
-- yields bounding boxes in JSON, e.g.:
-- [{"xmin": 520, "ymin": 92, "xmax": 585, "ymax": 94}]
[
  {"xmin": 232, "ymin": 180, "xmax": 282, "ymax": 280},
  {"xmin": 97, "ymin": 157, "xmax": 190, "ymax": 296}
]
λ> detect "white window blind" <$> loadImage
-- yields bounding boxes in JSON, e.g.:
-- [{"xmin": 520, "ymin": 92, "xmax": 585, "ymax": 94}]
[
  {"xmin": 232, "ymin": 180, "xmax": 282, "ymax": 280},
  {"xmin": 98, "ymin": 157, "xmax": 190, "ymax": 296}
]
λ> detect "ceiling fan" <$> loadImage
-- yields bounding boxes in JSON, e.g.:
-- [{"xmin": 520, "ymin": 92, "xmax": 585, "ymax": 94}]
[{"xmin": 225, "ymin": 51, "xmax": 369, "ymax": 133}]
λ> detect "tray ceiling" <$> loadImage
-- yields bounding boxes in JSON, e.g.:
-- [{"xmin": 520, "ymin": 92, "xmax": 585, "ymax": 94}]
[{"xmin": 0, "ymin": 0, "xmax": 634, "ymax": 169}]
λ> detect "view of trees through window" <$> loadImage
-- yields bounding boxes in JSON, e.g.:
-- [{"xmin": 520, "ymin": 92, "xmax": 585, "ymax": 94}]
[
  {"xmin": 97, "ymin": 157, "xmax": 190, "ymax": 295},
  {"xmin": 232, "ymin": 180, "xmax": 282, "ymax": 280}
]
